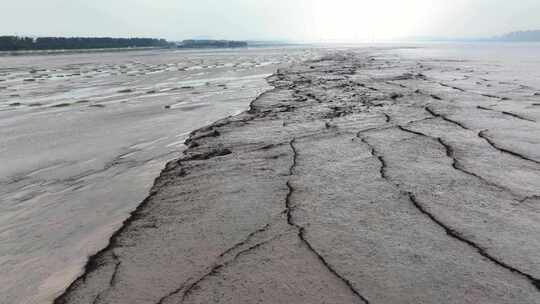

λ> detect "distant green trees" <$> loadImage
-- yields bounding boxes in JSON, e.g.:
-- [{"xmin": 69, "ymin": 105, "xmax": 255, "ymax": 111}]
[
  {"xmin": 0, "ymin": 36, "xmax": 34, "ymax": 51},
  {"xmin": 0, "ymin": 36, "xmax": 171, "ymax": 51},
  {"xmin": 179, "ymin": 40, "xmax": 248, "ymax": 48}
]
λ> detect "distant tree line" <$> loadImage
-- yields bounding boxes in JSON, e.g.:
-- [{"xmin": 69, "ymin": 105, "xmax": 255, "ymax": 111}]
[
  {"xmin": 178, "ymin": 40, "xmax": 248, "ymax": 49},
  {"xmin": 0, "ymin": 36, "xmax": 171, "ymax": 51}
]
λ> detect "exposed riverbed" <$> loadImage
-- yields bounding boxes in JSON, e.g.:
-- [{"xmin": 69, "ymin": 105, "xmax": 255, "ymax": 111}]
[
  {"xmin": 58, "ymin": 44, "xmax": 540, "ymax": 304},
  {"xmin": 3, "ymin": 43, "xmax": 540, "ymax": 304},
  {"xmin": 0, "ymin": 47, "xmax": 322, "ymax": 304}
]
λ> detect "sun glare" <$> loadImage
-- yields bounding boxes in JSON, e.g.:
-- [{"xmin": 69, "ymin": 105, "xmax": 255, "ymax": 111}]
[{"xmin": 306, "ymin": 0, "xmax": 441, "ymax": 41}]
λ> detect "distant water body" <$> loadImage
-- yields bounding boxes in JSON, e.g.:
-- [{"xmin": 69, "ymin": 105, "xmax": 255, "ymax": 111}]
[{"xmin": 394, "ymin": 42, "xmax": 540, "ymax": 88}]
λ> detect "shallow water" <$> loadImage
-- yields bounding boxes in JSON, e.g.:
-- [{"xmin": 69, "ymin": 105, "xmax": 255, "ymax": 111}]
[
  {"xmin": 393, "ymin": 42, "xmax": 540, "ymax": 89},
  {"xmin": 0, "ymin": 47, "xmax": 321, "ymax": 304}
]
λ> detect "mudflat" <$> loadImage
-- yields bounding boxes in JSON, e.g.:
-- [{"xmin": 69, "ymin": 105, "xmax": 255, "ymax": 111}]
[
  {"xmin": 57, "ymin": 49, "xmax": 540, "ymax": 303},
  {"xmin": 0, "ymin": 47, "xmax": 321, "ymax": 304}
]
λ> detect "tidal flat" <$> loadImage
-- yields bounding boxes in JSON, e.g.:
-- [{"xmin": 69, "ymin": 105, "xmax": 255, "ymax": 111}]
[
  {"xmin": 58, "ymin": 44, "xmax": 540, "ymax": 304},
  {"xmin": 2, "ymin": 43, "xmax": 540, "ymax": 304},
  {"xmin": 0, "ymin": 47, "xmax": 321, "ymax": 304}
]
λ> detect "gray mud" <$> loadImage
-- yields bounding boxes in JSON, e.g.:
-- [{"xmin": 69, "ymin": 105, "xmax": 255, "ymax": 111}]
[
  {"xmin": 0, "ymin": 48, "xmax": 321, "ymax": 304},
  {"xmin": 57, "ymin": 51, "xmax": 540, "ymax": 303}
]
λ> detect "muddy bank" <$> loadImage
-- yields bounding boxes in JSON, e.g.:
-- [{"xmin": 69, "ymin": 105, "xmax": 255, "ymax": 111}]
[
  {"xmin": 57, "ymin": 51, "xmax": 540, "ymax": 304},
  {"xmin": 0, "ymin": 47, "xmax": 322, "ymax": 304}
]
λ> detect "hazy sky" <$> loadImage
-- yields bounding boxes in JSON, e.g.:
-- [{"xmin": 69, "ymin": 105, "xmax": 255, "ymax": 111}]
[{"xmin": 2, "ymin": 0, "xmax": 540, "ymax": 41}]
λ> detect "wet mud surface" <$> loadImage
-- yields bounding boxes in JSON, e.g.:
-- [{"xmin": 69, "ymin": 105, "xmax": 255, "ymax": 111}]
[
  {"xmin": 0, "ymin": 48, "xmax": 321, "ymax": 304},
  {"xmin": 53, "ymin": 50, "xmax": 540, "ymax": 303}
]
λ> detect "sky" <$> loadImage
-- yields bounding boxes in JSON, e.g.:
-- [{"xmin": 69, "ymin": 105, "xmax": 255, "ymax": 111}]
[{"xmin": 2, "ymin": 0, "xmax": 540, "ymax": 42}]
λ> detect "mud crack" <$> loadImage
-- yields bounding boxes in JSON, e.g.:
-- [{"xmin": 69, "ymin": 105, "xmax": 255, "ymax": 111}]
[
  {"xmin": 155, "ymin": 220, "xmax": 280, "ymax": 304},
  {"xmin": 358, "ymin": 132, "xmax": 540, "ymax": 292},
  {"xmin": 479, "ymin": 130, "xmax": 540, "ymax": 165},
  {"xmin": 397, "ymin": 125, "xmax": 524, "ymax": 199},
  {"xmin": 285, "ymin": 139, "xmax": 370, "ymax": 304},
  {"xmin": 425, "ymin": 106, "xmax": 469, "ymax": 130},
  {"xmin": 476, "ymin": 106, "xmax": 536, "ymax": 123}
]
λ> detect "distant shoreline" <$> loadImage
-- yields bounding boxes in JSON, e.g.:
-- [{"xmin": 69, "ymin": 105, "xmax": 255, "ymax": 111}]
[
  {"xmin": 0, "ymin": 44, "xmax": 304, "ymax": 57},
  {"xmin": 0, "ymin": 46, "xmax": 170, "ymax": 57}
]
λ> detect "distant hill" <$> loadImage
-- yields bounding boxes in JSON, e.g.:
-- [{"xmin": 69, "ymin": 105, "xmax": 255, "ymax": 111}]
[
  {"xmin": 400, "ymin": 30, "xmax": 540, "ymax": 43},
  {"xmin": 496, "ymin": 30, "xmax": 540, "ymax": 41}
]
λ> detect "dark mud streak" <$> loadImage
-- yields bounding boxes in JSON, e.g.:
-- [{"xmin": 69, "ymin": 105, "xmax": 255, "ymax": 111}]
[
  {"xmin": 286, "ymin": 139, "xmax": 370, "ymax": 304},
  {"xmin": 481, "ymin": 93, "xmax": 504, "ymax": 100},
  {"xmin": 357, "ymin": 133, "xmax": 540, "ymax": 291},
  {"xmin": 396, "ymin": 125, "xmax": 425, "ymax": 137},
  {"xmin": 520, "ymin": 195, "xmax": 540, "ymax": 203},
  {"xmin": 501, "ymin": 111, "xmax": 536, "ymax": 123},
  {"xmin": 358, "ymin": 136, "xmax": 387, "ymax": 179},
  {"xmin": 218, "ymin": 223, "xmax": 274, "ymax": 259},
  {"xmin": 477, "ymin": 105, "xmax": 493, "ymax": 111},
  {"xmin": 109, "ymin": 254, "xmax": 121, "ymax": 287},
  {"xmin": 439, "ymin": 82, "xmax": 466, "ymax": 92},
  {"xmin": 479, "ymin": 131, "xmax": 540, "ymax": 165},
  {"xmin": 425, "ymin": 106, "xmax": 469, "ymax": 130},
  {"xmin": 284, "ymin": 139, "xmax": 298, "ymax": 227},
  {"xmin": 477, "ymin": 106, "xmax": 536, "ymax": 123},
  {"xmin": 383, "ymin": 112, "xmax": 391, "ymax": 123}
]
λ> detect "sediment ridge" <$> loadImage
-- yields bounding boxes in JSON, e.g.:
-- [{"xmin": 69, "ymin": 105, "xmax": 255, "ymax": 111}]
[{"xmin": 56, "ymin": 50, "xmax": 540, "ymax": 304}]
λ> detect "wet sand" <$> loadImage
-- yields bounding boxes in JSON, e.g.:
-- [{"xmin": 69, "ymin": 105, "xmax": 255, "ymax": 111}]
[
  {"xmin": 56, "ymin": 48, "xmax": 540, "ymax": 303},
  {"xmin": 0, "ymin": 47, "xmax": 322, "ymax": 304}
]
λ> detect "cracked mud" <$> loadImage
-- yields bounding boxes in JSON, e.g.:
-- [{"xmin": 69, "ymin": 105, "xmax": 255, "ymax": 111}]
[{"xmin": 57, "ymin": 51, "xmax": 540, "ymax": 304}]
